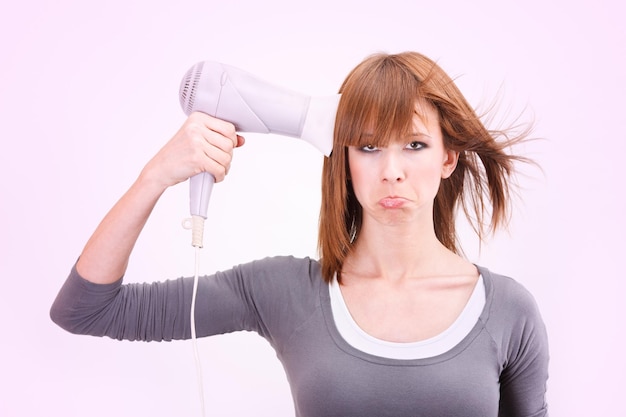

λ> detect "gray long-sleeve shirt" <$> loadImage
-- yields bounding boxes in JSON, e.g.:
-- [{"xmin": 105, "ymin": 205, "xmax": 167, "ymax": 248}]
[{"xmin": 51, "ymin": 256, "xmax": 549, "ymax": 416}]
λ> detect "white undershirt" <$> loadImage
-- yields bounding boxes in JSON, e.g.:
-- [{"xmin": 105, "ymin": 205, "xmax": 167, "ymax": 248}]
[{"xmin": 329, "ymin": 275, "xmax": 485, "ymax": 360}]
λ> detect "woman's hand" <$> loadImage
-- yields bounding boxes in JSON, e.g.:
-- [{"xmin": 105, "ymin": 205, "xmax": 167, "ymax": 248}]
[{"xmin": 141, "ymin": 112, "xmax": 245, "ymax": 190}]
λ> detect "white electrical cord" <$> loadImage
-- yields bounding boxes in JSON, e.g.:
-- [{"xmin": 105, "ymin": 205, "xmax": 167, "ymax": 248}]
[
  {"xmin": 183, "ymin": 216, "xmax": 207, "ymax": 416},
  {"xmin": 191, "ymin": 246, "xmax": 206, "ymax": 417}
]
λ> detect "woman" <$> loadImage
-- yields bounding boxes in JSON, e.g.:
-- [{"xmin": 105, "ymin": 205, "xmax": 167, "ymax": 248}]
[{"xmin": 51, "ymin": 52, "xmax": 549, "ymax": 416}]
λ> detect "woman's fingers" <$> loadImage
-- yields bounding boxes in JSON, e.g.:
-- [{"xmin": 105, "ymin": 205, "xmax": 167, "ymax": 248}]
[
  {"xmin": 195, "ymin": 112, "xmax": 239, "ymax": 148},
  {"xmin": 185, "ymin": 113, "xmax": 245, "ymax": 182},
  {"xmin": 142, "ymin": 113, "xmax": 244, "ymax": 188}
]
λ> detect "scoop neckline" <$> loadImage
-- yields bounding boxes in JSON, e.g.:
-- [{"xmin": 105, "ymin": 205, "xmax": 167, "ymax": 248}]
[{"xmin": 319, "ymin": 265, "xmax": 494, "ymax": 366}]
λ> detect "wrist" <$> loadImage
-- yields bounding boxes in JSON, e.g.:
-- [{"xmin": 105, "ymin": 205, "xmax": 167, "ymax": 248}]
[{"xmin": 136, "ymin": 164, "xmax": 172, "ymax": 196}]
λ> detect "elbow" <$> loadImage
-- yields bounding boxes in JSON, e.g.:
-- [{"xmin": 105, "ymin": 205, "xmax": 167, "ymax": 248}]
[
  {"xmin": 49, "ymin": 297, "xmax": 80, "ymax": 334},
  {"xmin": 49, "ymin": 263, "xmax": 102, "ymax": 335}
]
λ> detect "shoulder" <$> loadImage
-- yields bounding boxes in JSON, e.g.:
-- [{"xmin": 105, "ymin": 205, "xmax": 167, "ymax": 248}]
[
  {"xmin": 248, "ymin": 255, "xmax": 320, "ymax": 272},
  {"xmin": 477, "ymin": 266, "xmax": 542, "ymax": 319},
  {"xmin": 476, "ymin": 266, "xmax": 549, "ymax": 357},
  {"xmin": 476, "ymin": 266, "xmax": 547, "ymax": 339},
  {"xmin": 228, "ymin": 256, "xmax": 324, "ymax": 345},
  {"xmin": 227, "ymin": 255, "xmax": 323, "ymax": 298},
  {"xmin": 241, "ymin": 255, "xmax": 321, "ymax": 283}
]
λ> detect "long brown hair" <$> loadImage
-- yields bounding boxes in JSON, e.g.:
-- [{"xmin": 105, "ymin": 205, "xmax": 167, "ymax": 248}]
[{"xmin": 318, "ymin": 51, "xmax": 531, "ymax": 283}]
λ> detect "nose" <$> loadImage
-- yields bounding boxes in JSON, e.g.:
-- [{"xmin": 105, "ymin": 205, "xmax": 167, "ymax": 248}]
[{"xmin": 381, "ymin": 150, "xmax": 405, "ymax": 183}]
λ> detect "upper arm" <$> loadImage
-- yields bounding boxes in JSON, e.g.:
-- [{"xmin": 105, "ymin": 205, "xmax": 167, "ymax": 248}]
[{"xmin": 497, "ymin": 282, "xmax": 550, "ymax": 417}]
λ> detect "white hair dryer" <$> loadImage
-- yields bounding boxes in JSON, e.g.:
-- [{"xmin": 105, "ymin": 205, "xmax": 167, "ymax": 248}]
[{"xmin": 178, "ymin": 61, "xmax": 340, "ymax": 247}]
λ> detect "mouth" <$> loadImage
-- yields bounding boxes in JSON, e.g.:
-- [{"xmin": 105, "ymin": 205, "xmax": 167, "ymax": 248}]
[{"xmin": 379, "ymin": 196, "xmax": 408, "ymax": 209}]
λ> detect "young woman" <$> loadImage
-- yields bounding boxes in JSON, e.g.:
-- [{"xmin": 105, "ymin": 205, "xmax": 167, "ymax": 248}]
[{"xmin": 51, "ymin": 52, "xmax": 549, "ymax": 416}]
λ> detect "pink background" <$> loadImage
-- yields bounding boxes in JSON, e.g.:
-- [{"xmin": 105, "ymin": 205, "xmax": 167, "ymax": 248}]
[{"xmin": 1, "ymin": 0, "xmax": 624, "ymax": 415}]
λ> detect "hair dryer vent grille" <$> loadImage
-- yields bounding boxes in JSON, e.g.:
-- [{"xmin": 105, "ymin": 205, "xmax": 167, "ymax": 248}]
[{"xmin": 179, "ymin": 62, "xmax": 204, "ymax": 115}]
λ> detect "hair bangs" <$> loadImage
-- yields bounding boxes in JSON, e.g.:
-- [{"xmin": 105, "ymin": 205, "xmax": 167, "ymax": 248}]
[{"xmin": 335, "ymin": 55, "xmax": 421, "ymax": 149}]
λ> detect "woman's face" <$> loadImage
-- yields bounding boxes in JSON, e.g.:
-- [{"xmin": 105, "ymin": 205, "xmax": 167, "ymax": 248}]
[{"xmin": 347, "ymin": 103, "xmax": 458, "ymax": 227}]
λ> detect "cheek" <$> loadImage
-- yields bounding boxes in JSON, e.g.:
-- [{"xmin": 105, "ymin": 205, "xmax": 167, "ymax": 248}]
[
  {"xmin": 409, "ymin": 161, "xmax": 445, "ymax": 194},
  {"xmin": 347, "ymin": 149, "xmax": 363, "ymax": 178},
  {"xmin": 349, "ymin": 157, "xmax": 366, "ymax": 179},
  {"xmin": 347, "ymin": 152, "xmax": 381, "ymax": 205},
  {"xmin": 410, "ymin": 159, "xmax": 442, "ymax": 178},
  {"xmin": 348, "ymin": 160, "xmax": 369, "ymax": 196}
]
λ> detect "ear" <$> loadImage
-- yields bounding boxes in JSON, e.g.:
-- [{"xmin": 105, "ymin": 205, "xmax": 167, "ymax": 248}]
[{"xmin": 441, "ymin": 149, "xmax": 459, "ymax": 179}]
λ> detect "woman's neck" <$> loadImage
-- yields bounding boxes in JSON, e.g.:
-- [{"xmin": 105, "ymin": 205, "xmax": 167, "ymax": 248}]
[{"xmin": 343, "ymin": 216, "xmax": 473, "ymax": 283}]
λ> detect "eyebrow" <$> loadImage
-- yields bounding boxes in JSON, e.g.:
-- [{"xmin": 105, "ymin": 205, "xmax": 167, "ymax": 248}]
[
  {"xmin": 407, "ymin": 132, "xmax": 432, "ymax": 139},
  {"xmin": 360, "ymin": 132, "xmax": 431, "ymax": 138}
]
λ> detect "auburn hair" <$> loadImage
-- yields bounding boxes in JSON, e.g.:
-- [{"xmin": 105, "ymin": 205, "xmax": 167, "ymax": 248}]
[{"xmin": 318, "ymin": 51, "xmax": 532, "ymax": 283}]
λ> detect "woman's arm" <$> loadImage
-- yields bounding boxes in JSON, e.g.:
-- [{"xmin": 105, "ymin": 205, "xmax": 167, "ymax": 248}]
[
  {"xmin": 76, "ymin": 112, "xmax": 244, "ymax": 284},
  {"xmin": 497, "ymin": 286, "xmax": 550, "ymax": 417}
]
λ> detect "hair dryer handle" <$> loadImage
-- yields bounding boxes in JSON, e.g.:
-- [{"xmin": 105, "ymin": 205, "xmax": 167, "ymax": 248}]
[
  {"xmin": 185, "ymin": 172, "xmax": 214, "ymax": 247},
  {"xmin": 190, "ymin": 172, "xmax": 214, "ymax": 218}
]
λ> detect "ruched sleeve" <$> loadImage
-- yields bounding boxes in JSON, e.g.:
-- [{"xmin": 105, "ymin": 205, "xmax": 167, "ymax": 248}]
[{"xmin": 50, "ymin": 256, "xmax": 319, "ymax": 345}]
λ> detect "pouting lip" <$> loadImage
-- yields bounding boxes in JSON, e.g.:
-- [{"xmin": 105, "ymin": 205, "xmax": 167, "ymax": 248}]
[{"xmin": 379, "ymin": 196, "xmax": 408, "ymax": 208}]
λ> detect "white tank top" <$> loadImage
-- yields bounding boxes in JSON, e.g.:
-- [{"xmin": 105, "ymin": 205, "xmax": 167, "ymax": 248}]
[{"xmin": 329, "ymin": 275, "xmax": 485, "ymax": 360}]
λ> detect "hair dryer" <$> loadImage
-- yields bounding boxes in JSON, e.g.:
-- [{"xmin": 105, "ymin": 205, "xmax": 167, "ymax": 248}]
[{"xmin": 178, "ymin": 61, "xmax": 340, "ymax": 247}]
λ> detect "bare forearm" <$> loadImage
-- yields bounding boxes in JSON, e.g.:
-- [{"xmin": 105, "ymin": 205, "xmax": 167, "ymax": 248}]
[
  {"xmin": 76, "ymin": 171, "xmax": 167, "ymax": 284},
  {"xmin": 74, "ymin": 114, "xmax": 241, "ymax": 284}
]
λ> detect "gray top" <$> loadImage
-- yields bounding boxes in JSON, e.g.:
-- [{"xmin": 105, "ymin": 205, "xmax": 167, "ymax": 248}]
[{"xmin": 50, "ymin": 256, "xmax": 549, "ymax": 417}]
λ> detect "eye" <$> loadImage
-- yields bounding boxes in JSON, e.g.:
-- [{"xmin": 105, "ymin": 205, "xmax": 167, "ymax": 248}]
[
  {"xmin": 406, "ymin": 141, "xmax": 425, "ymax": 151},
  {"xmin": 360, "ymin": 144, "xmax": 379, "ymax": 152}
]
